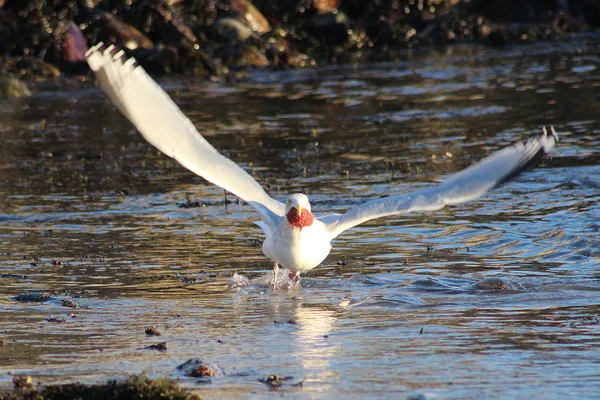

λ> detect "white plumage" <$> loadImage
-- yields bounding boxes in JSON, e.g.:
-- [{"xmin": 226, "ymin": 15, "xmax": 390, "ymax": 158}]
[{"xmin": 86, "ymin": 43, "xmax": 558, "ymax": 286}]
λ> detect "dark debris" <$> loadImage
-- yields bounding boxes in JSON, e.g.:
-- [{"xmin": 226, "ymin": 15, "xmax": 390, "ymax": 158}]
[
  {"xmin": 12, "ymin": 292, "xmax": 52, "ymax": 303},
  {"xmin": 176, "ymin": 358, "xmax": 226, "ymax": 378},
  {"xmin": 187, "ymin": 366, "xmax": 215, "ymax": 378},
  {"xmin": 145, "ymin": 326, "xmax": 161, "ymax": 336},
  {"xmin": 259, "ymin": 375, "xmax": 303, "ymax": 388},
  {"xmin": 45, "ymin": 317, "xmax": 66, "ymax": 323},
  {"xmin": 142, "ymin": 342, "xmax": 167, "ymax": 351},
  {"xmin": 61, "ymin": 299, "xmax": 80, "ymax": 308},
  {"xmin": 11, "ymin": 376, "xmax": 33, "ymax": 389},
  {"xmin": 0, "ymin": 274, "xmax": 27, "ymax": 279}
]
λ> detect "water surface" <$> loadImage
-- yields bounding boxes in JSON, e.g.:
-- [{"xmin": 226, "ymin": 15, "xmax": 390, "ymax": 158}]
[{"xmin": 1, "ymin": 41, "xmax": 599, "ymax": 399}]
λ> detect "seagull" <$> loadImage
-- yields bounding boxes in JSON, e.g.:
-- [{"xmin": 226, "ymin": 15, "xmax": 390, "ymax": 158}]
[{"xmin": 85, "ymin": 43, "xmax": 558, "ymax": 288}]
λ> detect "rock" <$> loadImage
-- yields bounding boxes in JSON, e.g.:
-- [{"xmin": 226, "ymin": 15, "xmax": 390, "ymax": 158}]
[
  {"xmin": 262, "ymin": 375, "xmax": 283, "ymax": 387},
  {"xmin": 126, "ymin": 45, "xmax": 216, "ymax": 76},
  {"xmin": 0, "ymin": 56, "xmax": 60, "ymax": 80},
  {"xmin": 407, "ymin": 394, "xmax": 430, "ymax": 400},
  {"xmin": 313, "ymin": 0, "xmax": 341, "ymax": 13},
  {"xmin": 13, "ymin": 375, "xmax": 33, "ymax": 389},
  {"xmin": 90, "ymin": 12, "xmax": 154, "ymax": 50},
  {"xmin": 145, "ymin": 326, "xmax": 161, "ymax": 336},
  {"xmin": 0, "ymin": 274, "xmax": 27, "ymax": 279},
  {"xmin": 0, "ymin": 0, "xmax": 592, "ymax": 79},
  {"xmin": 11, "ymin": 292, "xmax": 52, "ymax": 302},
  {"xmin": 81, "ymin": 0, "xmax": 102, "ymax": 7},
  {"xmin": 0, "ymin": 75, "xmax": 31, "ymax": 97},
  {"xmin": 470, "ymin": 277, "xmax": 525, "ymax": 291},
  {"xmin": 188, "ymin": 366, "xmax": 215, "ymax": 378},
  {"xmin": 237, "ymin": 45, "xmax": 269, "ymax": 67},
  {"xmin": 229, "ymin": 0, "xmax": 271, "ymax": 34},
  {"xmin": 142, "ymin": 342, "xmax": 167, "ymax": 351},
  {"xmin": 307, "ymin": 12, "xmax": 350, "ymax": 46},
  {"xmin": 61, "ymin": 299, "xmax": 80, "ymax": 308},
  {"xmin": 259, "ymin": 375, "xmax": 303, "ymax": 387},
  {"xmin": 45, "ymin": 317, "xmax": 66, "ymax": 323},
  {"xmin": 61, "ymin": 22, "xmax": 89, "ymax": 64},
  {"xmin": 263, "ymin": 33, "xmax": 314, "ymax": 68},
  {"xmin": 213, "ymin": 0, "xmax": 271, "ymax": 43},
  {"xmin": 176, "ymin": 358, "xmax": 226, "ymax": 377},
  {"xmin": 148, "ymin": 2, "xmax": 199, "ymax": 45},
  {"xmin": 214, "ymin": 18, "xmax": 255, "ymax": 42}
]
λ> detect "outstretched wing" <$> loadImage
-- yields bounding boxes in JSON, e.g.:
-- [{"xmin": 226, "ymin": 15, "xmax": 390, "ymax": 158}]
[
  {"xmin": 85, "ymin": 43, "xmax": 285, "ymax": 222},
  {"xmin": 322, "ymin": 128, "xmax": 558, "ymax": 239}
]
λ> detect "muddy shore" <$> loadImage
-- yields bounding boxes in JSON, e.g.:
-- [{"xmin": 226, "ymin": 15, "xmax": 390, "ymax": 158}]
[{"xmin": 1, "ymin": 0, "xmax": 600, "ymax": 95}]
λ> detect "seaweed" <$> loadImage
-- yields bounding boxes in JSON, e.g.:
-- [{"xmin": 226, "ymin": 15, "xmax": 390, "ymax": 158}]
[{"xmin": 0, "ymin": 375, "xmax": 200, "ymax": 400}]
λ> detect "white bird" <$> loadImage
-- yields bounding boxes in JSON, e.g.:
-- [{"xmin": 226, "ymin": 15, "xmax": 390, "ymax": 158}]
[{"xmin": 85, "ymin": 43, "xmax": 558, "ymax": 288}]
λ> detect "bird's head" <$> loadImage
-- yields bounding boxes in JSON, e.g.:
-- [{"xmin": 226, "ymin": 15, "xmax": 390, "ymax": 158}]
[{"xmin": 285, "ymin": 193, "xmax": 314, "ymax": 229}]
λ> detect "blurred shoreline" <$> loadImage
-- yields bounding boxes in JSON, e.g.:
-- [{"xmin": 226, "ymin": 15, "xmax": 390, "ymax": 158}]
[{"xmin": 0, "ymin": 0, "xmax": 599, "ymax": 96}]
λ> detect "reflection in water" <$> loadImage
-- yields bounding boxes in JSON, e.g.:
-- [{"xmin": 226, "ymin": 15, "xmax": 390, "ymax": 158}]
[
  {"xmin": 0, "ymin": 41, "xmax": 600, "ymax": 398},
  {"xmin": 291, "ymin": 303, "xmax": 338, "ymax": 387}
]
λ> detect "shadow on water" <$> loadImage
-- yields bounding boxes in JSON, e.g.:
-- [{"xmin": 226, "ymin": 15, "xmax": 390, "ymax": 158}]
[{"xmin": 1, "ymin": 41, "xmax": 599, "ymax": 399}]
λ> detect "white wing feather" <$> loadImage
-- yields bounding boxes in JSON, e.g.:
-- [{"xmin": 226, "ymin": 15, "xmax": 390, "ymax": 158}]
[
  {"xmin": 85, "ymin": 43, "xmax": 285, "ymax": 222},
  {"xmin": 323, "ymin": 128, "xmax": 558, "ymax": 239}
]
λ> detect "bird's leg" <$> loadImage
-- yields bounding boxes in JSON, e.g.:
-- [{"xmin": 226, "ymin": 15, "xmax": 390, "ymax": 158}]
[
  {"xmin": 272, "ymin": 263, "xmax": 280, "ymax": 289},
  {"xmin": 289, "ymin": 271, "xmax": 301, "ymax": 288}
]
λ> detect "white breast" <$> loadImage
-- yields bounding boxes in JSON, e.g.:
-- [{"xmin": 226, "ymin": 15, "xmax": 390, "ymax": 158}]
[{"xmin": 262, "ymin": 219, "xmax": 332, "ymax": 272}]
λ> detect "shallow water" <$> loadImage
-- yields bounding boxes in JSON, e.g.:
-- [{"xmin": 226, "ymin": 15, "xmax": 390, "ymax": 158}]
[{"xmin": 1, "ymin": 41, "xmax": 599, "ymax": 399}]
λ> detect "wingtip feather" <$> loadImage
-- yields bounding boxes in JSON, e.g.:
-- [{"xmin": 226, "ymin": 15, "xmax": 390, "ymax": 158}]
[
  {"xmin": 85, "ymin": 42, "xmax": 104, "ymax": 59},
  {"xmin": 541, "ymin": 126, "xmax": 559, "ymax": 153},
  {"xmin": 86, "ymin": 47, "xmax": 105, "ymax": 71},
  {"xmin": 104, "ymin": 45, "xmax": 116, "ymax": 56},
  {"xmin": 113, "ymin": 50, "xmax": 126, "ymax": 61}
]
